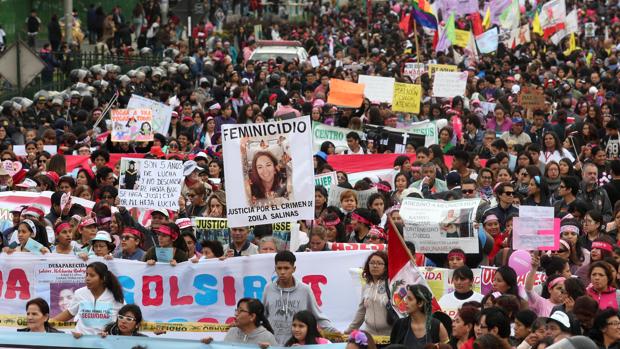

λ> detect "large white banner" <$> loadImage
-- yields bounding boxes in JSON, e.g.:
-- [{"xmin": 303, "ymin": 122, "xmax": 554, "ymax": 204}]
[
  {"xmin": 118, "ymin": 158, "xmax": 184, "ymax": 210},
  {"xmin": 127, "ymin": 95, "xmax": 173, "ymax": 136},
  {"xmin": 0, "ymin": 252, "xmax": 369, "ymax": 331},
  {"xmin": 400, "ymin": 198, "xmax": 480, "ymax": 253},
  {"xmin": 222, "ymin": 116, "xmax": 314, "ymax": 227}
]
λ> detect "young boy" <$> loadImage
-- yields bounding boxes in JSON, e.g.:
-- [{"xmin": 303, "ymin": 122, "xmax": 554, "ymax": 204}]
[{"xmin": 262, "ymin": 251, "xmax": 338, "ymax": 344}]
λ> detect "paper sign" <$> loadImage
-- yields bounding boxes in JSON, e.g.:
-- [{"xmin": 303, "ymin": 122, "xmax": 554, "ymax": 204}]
[
  {"xmin": 155, "ymin": 247, "xmax": 174, "ymax": 263},
  {"xmin": 428, "ymin": 64, "xmax": 458, "ymax": 76},
  {"xmin": 13, "ymin": 145, "xmax": 57, "ymax": 156},
  {"xmin": 513, "ymin": 217, "xmax": 560, "ymax": 251},
  {"xmin": 520, "ymin": 86, "xmax": 546, "ymax": 109},
  {"xmin": 453, "ymin": 29, "xmax": 471, "ymax": 47},
  {"xmin": 193, "ymin": 217, "xmax": 230, "ymax": 246},
  {"xmin": 221, "ymin": 116, "xmax": 315, "ymax": 227},
  {"xmin": 327, "ymin": 79, "xmax": 365, "ymax": 108},
  {"xmin": 2, "ymin": 160, "xmax": 21, "ymax": 176},
  {"xmin": 519, "ymin": 206, "xmax": 554, "ymax": 219},
  {"xmin": 111, "ymin": 108, "xmax": 154, "ymax": 142},
  {"xmin": 60, "ymin": 193, "xmax": 71, "ymax": 212},
  {"xmin": 357, "ymin": 75, "xmax": 396, "ymax": 104},
  {"xmin": 585, "ymin": 22, "xmax": 595, "ymax": 38},
  {"xmin": 24, "ymin": 238, "xmax": 44, "ymax": 255},
  {"xmin": 127, "ymin": 95, "xmax": 173, "ymax": 136},
  {"xmin": 310, "ymin": 55, "xmax": 320, "ymax": 68},
  {"xmin": 476, "ymin": 27, "xmax": 499, "ymax": 54},
  {"xmin": 392, "ymin": 83, "xmax": 422, "ymax": 114},
  {"xmin": 479, "ymin": 102, "xmax": 496, "ymax": 117},
  {"xmin": 118, "ymin": 158, "xmax": 184, "ymax": 210},
  {"xmin": 432, "ymin": 71, "xmax": 468, "ymax": 98},
  {"xmin": 403, "ymin": 62, "xmax": 426, "ymax": 82},
  {"xmin": 315, "ymin": 172, "xmax": 338, "ymax": 191}
]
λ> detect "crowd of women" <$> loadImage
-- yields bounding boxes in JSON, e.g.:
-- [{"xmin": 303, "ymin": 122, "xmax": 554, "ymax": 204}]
[{"xmin": 1, "ymin": 0, "xmax": 620, "ymax": 348}]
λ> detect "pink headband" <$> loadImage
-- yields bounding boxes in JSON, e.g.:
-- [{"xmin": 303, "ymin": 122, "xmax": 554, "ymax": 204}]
[
  {"xmin": 375, "ymin": 183, "xmax": 391, "ymax": 192},
  {"xmin": 560, "ymin": 225, "xmax": 580, "ymax": 233},
  {"xmin": 559, "ymin": 239, "xmax": 571, "ymax": 251},
  {"xmin": 351, "ymin": 213, "xmax": 370, "ymax": 225},
  {"xmin": 548, "ymin": 277, "xmax": 566, "ymax": 290},
  {"xmin": 448, "ymin": 251, "xmax": 466, "ymax": 261},
  {"xmin": 97, "ymin": 216, "xmax": 111, "ymax": 224},
  {"xmin": 592, "ymin": 241, "xmax": 613, "ymax": 252},
  {"xmin": 156, "ymin": 225, "xmax": 178, "ymax": 241},
  {"xmin": 322, "ymin": 217, "xmax": 341, "ymax": 227},
  {"xmin": 484, "ymin": 214, "xmax": 499, "ymax": 224},
  {"xmin": 54, "ymin": 222, "xmax": 71, "ymax": 236}
]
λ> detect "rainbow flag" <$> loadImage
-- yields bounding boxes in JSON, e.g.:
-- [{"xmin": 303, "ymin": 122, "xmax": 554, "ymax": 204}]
[{"xmin": 412, "ymin": 0, "xmax": 438, "ymax": 30}]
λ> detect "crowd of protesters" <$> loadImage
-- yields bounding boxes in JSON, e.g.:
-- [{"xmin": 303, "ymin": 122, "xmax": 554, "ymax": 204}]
[{"xmin": 2, "ymin": 0, "xmax": 620, "ymax": 348}]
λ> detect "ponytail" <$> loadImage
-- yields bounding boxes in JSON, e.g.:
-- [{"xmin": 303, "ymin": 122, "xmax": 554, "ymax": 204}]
[{"xmin": 87, "ymin": 262, "xmax": 124, "ymax": 304}]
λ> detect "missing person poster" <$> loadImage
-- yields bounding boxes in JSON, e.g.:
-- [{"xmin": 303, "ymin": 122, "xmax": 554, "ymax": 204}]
[
  {"xmin": 127, "ymin": 95, "xmax": 173, "ymax": 136},
  {"xmin": 400, "ymin": 198, "xmax": 480, "ymax": 253},
  {"xmin": 111, "ymin": 109, "xmax": 154, "ymax": 142},
  {"xmin": 222, "ymin": 116, "xmax": 314, "ymax": 227},
  {"xmin": 118, "ymin": 158, "xmax": 184, "ymax": 210}
]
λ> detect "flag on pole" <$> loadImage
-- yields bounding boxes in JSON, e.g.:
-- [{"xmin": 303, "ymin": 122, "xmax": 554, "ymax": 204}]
[
  {"xmin": 482, "ymin": 7, "xmax": 491, "ymax": 30},
  {"xmin": 445, "ymin": 12, "xmax": 456, "ymax": 44},
  {"xmin": 499, "ymin": 0, "xmax": 520, "ymax": 30},
  {"xmin": 539, "ymin": 0, "xmax": 566, "ymax": 39},
  {"xmin": 532, "ymin": 10, "xmax": 543, "ymax": 35},
  {"xmin": 563, "ymin": 32, "xmax": 577, "ymax": 56},
  {"xmin": 471, "ymin": 11, "xmax": 484, "ymax": 36},
  {"xmin": 387, "ymin": 219, "xmax": 441, "ymax": 316},
  {"xmin": 399, "ymin": 12, "xmax": 412, "ymax": 34},
  {"xmin": 412, "ymin": 0, "xmax": 438, "ymax": 30}
]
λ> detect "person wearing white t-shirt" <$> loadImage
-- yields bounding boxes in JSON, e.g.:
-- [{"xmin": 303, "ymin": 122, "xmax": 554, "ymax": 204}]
[
  {"xmin": 438, "ymin": 266, "xmax": 483, "ymax": 315},
  {"xmin": 52, "ymin": 261, "xmax": 124, "ymax": 336}
]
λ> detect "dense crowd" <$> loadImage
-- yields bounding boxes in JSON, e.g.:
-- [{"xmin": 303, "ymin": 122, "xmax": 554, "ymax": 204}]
[{"xmin": 2, "ymin": 0, "xmax": 620, "ymax": 348}]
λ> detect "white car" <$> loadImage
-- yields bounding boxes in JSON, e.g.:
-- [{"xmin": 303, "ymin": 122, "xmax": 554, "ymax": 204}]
[{"xmin": 249, "ymin": 40, "xmax": 308, "ymax": 63}]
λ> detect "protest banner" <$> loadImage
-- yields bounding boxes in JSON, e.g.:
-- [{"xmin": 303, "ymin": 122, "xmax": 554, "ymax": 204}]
[
  {"xmin": 12, "ymin": 145, "xmax": 56, "ymax": 156},
  {"xmin": 327, "ymin": 79, "xmax": 365, "ymax": 107},
  {"xmin": 118, "ymin": 158, "xmax": 184, "ymax": 210},
  {"xmin": 193, "ymin": 217, "xmax": 230, "ymax": 246},
  {"xmin": 110, "ymin": 109, "xmax": 154, "ymax": 142},
  {"xmin": 476, "ymin": 27, "xmax": 499, "ymax": 54},
  {"xmin": 0, "ymin": 191, "xmax": 94, "ymax": 233},
  {"xmin": 453, "ymin": 29, "xmax": 471, "ymax": 47},
  {"xmin": 428, "ymin": 64, "xmax": 457, "ymax": 76},
  {"xmin": 315, "ymin": 172, "xmax": 338, "ymax": 191},
  {"xmin": 519, "ymin": 86, "xmax": 546, "ymax": 109},
  {"xmin": 403, "ymin": 62, "xmax": 426, "ymax": 81},
  {"xmin": 438, "ymin": 0, "xmax": 479, "ymax": 17},
  {"xmin": 327, "ymin": 185, "xmax": 378, "ymax": 208},
  {"xmin": 357, "ymin": 75, "xmax": 395, "ymax": 104},
  {"xmin": 392, "ymin": 83, "xmax": 421, "ymax": 114},
  {"xmin": 513, "ymin": 206, "xmax": 560, "ymax": 251},
  {"xmin": 127, "ymin": 94, "xmax": 174, "ymax": 136},
  {"xmin": 0, "ymin": 252, "xmax": 369, "ymax": 336},
  {"xmin": 432, "ymin": 71, "xmax": 468, "ymax": 98},
  {"xmin": 363, "ymin": 124, "xmax": 426, "ymax": 153},
  {"xmin": 312, "ymin": 122, "xmax": 363, "ymax": 153},
  {"xmin": 480, "ymin": 266, "xmax": 546, "ymax": 296},
  {"xmin": 409, "ymin": 120, "xmax": 438, "ymax": 147},
  {"xmin": 222, "ymin": 116, "xmax": 314, "ymax": 227},
  {"xmin": 400, "ymin": 198, "xmax": 481, "ymax": 253},
  {"xmin": 330, "ymin": 243, "xmax": 386, "ymax": 251}
]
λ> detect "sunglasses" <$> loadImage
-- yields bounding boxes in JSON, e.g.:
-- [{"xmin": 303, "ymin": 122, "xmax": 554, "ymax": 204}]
[
  {"xmin": 503, "ymin": 191, "xmax": 515, "ymax": 196},
  {"xmin": 461, "ymin": 189, "xmax": 475, "ymax": 194}
]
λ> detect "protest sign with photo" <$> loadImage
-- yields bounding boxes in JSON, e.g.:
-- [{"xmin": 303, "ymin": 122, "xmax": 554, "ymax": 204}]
[
  {"xmin": 327, "ymin": 185, "xmax": 378, "ymax": 208},
  {"xmin": 403, "ymin": 62, "xmax": 426, "ymax": 81},
  {"xmin": 357, "ymin": 75, "xmax": 395, "ymax": 104},
  {"xmin": 118, "ymin": 158, "xmax": 184, "ymax": 210},
  {"xmin": 111, "ymin": 109, "xmax": 154, "ymax": 142},
  {"xmin": 392, "ymin": 83, "xmax": 421, "ymax": 114},
  {"xmin": 432, "ymin": 71, "xmax": 468, "ymax": 98},
  {"xmin": 312, "ymin": 122, "xmax": 363, "ymax": 153},
  {"xmin": 193, "ymin": 217, "xmax": 230, "ymax": 246},
  {"xmin": 400, "ymin": 198, "xmax": 481, "ymax": 253},
  {"xmin": 519, "ymin": 86, "xmax": 546, "ymax": 109},
  {"xmin": 428, "ymin": 64, "xmax": 458, "ymax": 76},
  {"xmin": 585, "ymin": 22, "xmax": 596, "ymax": 37},
  {"xmin": 127, "ymin": 95, "xmax": 174, "ymax": 136},
  {"xmin": 315, "ymin": 172, "xmax": 338, "ymax": 191},
  {"xmin": 222, "ymin": 116, "xmax": 314, "ymax": 227}
]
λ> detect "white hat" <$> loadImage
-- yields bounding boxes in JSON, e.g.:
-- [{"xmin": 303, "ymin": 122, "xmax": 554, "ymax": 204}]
[
  {"xmin": 195, "ymin": 152, "xmax": 209, "ymax": 161},
  {"xmin": 547, "ymin": 310, "xmax": 571, "ymax": 330},
  {"xmin": 511, "ymin": 85, "xmax": 521, "ymax": 94},
  {"xmin": 589, "ymin": 86, "xmax": 598, "ymax": 95},
  {"xmin": 183, "ymin": 160, "xmax": 203, "ymax": 176},
  {"xmin": 91, "ymin": 231, "xmax": 112, "ymax": 243}
]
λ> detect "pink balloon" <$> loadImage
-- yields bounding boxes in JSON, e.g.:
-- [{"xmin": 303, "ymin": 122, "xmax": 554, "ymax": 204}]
[
  {"xmin": 519, "ymin": 5, "xmax": 526, "ymax": 14},
  {"xmin": 508, "ymin": 250, "xmax": 531, "ymax": 276},
  {"xmin": 393, "ymin": 4, "xmax": 401, "ymax": 13}
]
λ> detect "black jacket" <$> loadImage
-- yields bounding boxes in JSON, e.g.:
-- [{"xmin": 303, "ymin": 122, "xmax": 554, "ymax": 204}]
[{"xmin": 390, "ymin": 316, "xmax": 440, "ymax": 346}]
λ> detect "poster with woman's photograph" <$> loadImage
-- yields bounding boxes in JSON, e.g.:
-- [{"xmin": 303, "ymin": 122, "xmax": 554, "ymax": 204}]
[
  {"xmin": 222, "ymin": 116, "xmax": 314, "ymax": 227},
  {"xmin": 242, "ymin": 136, "xmax": 293, "ymax": 206},
  {"xmin": 49, "ymin": 283, "xmax": 83, "ymax": 317},
  {"xmin": 111, "ymin": 108, "xmax": 154, "ymax": 142}
]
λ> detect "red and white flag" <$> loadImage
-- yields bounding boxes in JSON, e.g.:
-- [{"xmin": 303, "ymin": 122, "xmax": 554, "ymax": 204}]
[
  {"xmin": 539, "ymin": 0, "xmax": 566, "ymax": 39},
  {"xmin": 387, "ymin": 220, "xmax": 441, "ymax": 316}
]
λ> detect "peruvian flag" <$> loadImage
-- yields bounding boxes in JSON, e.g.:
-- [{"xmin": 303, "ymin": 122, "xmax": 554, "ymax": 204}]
[{"xmin": 387, "ymin": 219, "xmax": 441, "ymax": 316}]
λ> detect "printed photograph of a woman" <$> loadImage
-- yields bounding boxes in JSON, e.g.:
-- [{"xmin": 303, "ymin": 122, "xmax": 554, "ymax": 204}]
[{"xmin": 250, "ymin": 151, "xmax": 287, "ymax": 200}]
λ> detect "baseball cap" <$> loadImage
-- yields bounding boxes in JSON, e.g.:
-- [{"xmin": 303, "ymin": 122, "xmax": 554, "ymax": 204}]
[
  {"xmin": 446, "ymin": 172, "xmax": 461, "ymax": 187},
  {"xmin": 547, "ymin": 310, "xmax": 571, "ymax": 331},
  {"xmin": 195, "ymin": 152, "xmax": 209, "ymax": 161},
  {"xmin": 91, "ymin": 231, "xmax": 113, "ymax": 243},
  {"xmin": 512, "ymin": 117, "xmax": 524, "ymax": 124},
  {"xmin": 183, "ymin": 160, "xmax": 203, "ymax": 176},
  {"xmin": 176, "ymin": 218, "xmax": 193, "ymax": 230},
  {"xmin": 78, "ymin": 217, "xmax": 97, "ymax": 228},
  {"xmin": 151, "ymin": 208, "xmax": 170, "ymax": 219},
  {"xmin": 22, "ymin": 205, "xmax": 45, "ymax": 219}
]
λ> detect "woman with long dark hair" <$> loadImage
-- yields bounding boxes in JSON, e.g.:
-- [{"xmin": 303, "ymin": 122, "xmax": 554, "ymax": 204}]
[
  {"xmin": 203, "ymin": 298, "xmax": 276, "ymax": 345},
  {"xmin": 249, "ymin": 151, "xmax": 287, "ymax": 201},
  {"xmin": 541, "ymin": 131, "xmax": 575, "ymax": 164},
  {"xmin": 284, "ymin": 310, "xmax": 330, "ymax": 346},
  {"xmin": 524, "ymin": 175, "xmax": 551, "ymax": 206},
  {"xmin": 346, "ymin": 251, "xmax": 391, "ymax": 336},
  {"xmin": 52, "ymin": 262, "xmax": 125, "ymax": 336}
]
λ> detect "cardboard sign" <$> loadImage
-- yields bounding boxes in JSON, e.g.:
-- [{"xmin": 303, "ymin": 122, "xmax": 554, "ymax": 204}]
[
  {"xmin": 111, "ymin": 109, "xmax": 154, "ymax": 142},
  {"xmin": 428, "ymin": 64, "xmax": 458, "ymax": 76},
  {"xmin": 432, "ymin": 71, "xmax": 468, "ymax": 98},
  {"xmin": 327, "ymin": 79, "xmax": 365, "ymax": 107},
  {"xmin": 403, "ymin": 62, "xmax": 426, "ymax": 82},
  {"xmin": 520, "ymin": 86, "xmax": 546, "ymax": 109},
  {"xmin": 392, "ymin": 83, "xmax": 422, "ymax": 114},
  {"xmin": 118, "ymin": 158, "xmax": 184, "ymax": 210},
  {"xmin": 357, "ymin": 75, "xmax": 396, "ymax": 104}
]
